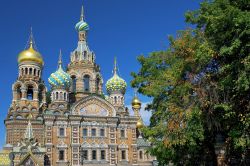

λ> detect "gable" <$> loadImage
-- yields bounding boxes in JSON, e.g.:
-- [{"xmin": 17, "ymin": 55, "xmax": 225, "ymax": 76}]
[{"xmin": 71, "ymin": 95, "xmax": 116, "ymax": 117}]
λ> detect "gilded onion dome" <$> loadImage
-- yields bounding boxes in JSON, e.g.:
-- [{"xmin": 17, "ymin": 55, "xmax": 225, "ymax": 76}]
[
  {"xmin": 75, "ymin": 6, "xmax": 89, "ymax": 32},
  {"xmin": 106, "ymin": 58, "xmax": 127, "ymax": 94},
  {"xmin": 48, "ymin": 51, "xmax": 71, "ymax": 89},
  {"xmin": 18, "ymin": 32, "xmax": 44, "ymax": 65},
  {"xmin": 132, "ymin": 96, "xmax": 142, "ymax": 109}
]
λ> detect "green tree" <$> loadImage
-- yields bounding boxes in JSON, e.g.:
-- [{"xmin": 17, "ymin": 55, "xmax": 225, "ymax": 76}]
[
  {"xmin": 132, "ymin": 29, "xmax": 218, "ymax": 165},
  {"xmin": 186, "ymin": 0, "xmax": 250, "ymax": 164},
  {"xmin": 131, "ymin": 0, "xmax": 250, "ymax": 165}
]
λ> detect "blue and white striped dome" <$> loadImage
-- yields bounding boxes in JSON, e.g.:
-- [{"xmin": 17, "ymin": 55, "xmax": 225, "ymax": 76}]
[
  {"xmin": 48, "ymin": 52, "xmax": 71, "ymax": 89},
  {"xmin": 75, "ymin": 20, "xmax": 89, "ymax": 32}
]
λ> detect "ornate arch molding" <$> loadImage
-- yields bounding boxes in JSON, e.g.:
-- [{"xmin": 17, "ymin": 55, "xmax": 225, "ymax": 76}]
[
  {"xmin": 24, "ymin": 80, "xmax": 38, "ymax": 91},
  {"xmin": 71, "ymin": 95, "xmax": 116, "ymax": 117},
  {"xmin": 12, "ymin": 81, "xmax": 25, "ymax": 90}
]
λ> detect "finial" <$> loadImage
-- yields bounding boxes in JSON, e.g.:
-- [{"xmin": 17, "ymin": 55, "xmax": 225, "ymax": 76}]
[
  {"xmin": 58, "ymin": 49, "xmax": 63, "ymax": 69},
  {"xmin": 113, "ymin": 57, "xmax": 117, "ymax": 75},
  {"xmin": 80, "ymin": 5, "xmax": 84, "ymax": 21},
  {"xmin": 29, "ymin": 27, "xmax": 34, "ymax": 48}
]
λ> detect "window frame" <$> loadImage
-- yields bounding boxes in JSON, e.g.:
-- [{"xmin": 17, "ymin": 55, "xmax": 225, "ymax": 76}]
[
  {"xmin": 82, "ymin": 150, "xmax": 88, "ymax": 161},
  {"xmin": 59, "ymin": 127, "xmax": 65, "ymax": 137},
  {"xmin": 121, "ymin": 150, "xmax": 126, "ymax": 160},
  {"xmin": 59, "ymin": 150, "xmax": 65, "ymax": 161},
  {"xmin": 120, "ymin": 129, "xmax": 125, "ymax": 138},
  {"xmin": 83, "ymin": 128, "xmax": 88, "ymax": 137},
  {"xmin": 100, "ymin": 128, "xmax": 105, "ymax": 137},
  {"xmin": 91, "ymin": 128, "xmax": 96, "ymax": 137},
  {"xmin": 101, "ymin": 150, "xmax": 106, "ymax": 160},
  {"xmin": 92, "ymin": 150, "xmax": 97, "ymax": 160}
]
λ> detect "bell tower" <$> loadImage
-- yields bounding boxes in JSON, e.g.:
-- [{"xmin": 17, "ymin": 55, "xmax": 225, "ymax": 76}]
[
  {"xmin": 67, "ymin": 6, "xmax": 103, "ymax": 101},
  {"xmin": 5, "ymin": 29, "xmax": 46, "ymax": 146}
]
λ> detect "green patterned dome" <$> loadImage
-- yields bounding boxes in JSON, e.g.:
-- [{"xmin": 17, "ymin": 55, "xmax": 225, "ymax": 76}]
[
  {"xmin": 106, "ymin": 58, "xmax": 127, "ymax": 94},
  {"xmin": 106, "ymin": 74, "xmax": 127, "ymax": 94},
  {"xmin": 48, "ymin": 51, "xmax": 71, "ymax": 89}
]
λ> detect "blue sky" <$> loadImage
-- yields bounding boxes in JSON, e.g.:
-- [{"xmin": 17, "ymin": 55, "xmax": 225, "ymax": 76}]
[{"xmin": 0, "ymin": 0, "xmax": 201, "ymax": 148}]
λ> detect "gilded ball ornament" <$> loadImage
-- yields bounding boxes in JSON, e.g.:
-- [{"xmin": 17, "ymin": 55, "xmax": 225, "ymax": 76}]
[
  {"xmin": 137, "ymin": 119, "xmax": 143, "ymax": 129},
  {"xmin": 132, "ymin": 96, "xmax": 141, "ymax": 108}
]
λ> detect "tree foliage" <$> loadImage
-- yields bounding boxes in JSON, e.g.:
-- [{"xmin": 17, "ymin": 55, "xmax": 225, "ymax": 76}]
[{"xmin": 131, "ymin": 0, "xmax": 250, "ymax": 165}]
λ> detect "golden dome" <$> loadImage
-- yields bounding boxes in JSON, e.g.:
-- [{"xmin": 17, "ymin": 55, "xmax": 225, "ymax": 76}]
[
  {"xmin": 137, "ymin": 119, "xmax": 143, "ymax": 129},
  {"xmin": 132, "ymin": 96, "xmax": 141, "ymax": 108},
  {"xmin": 18, "ymin": 40, "xmax": 43, "ymax": 65}
]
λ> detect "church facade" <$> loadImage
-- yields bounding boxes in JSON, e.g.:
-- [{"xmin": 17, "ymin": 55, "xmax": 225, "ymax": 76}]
[{"xmin": 3, "ymin": 6, "xmax": 156, "ymax": 166}]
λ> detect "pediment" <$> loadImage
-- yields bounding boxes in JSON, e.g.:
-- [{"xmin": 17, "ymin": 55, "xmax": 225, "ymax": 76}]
[{"xmin": 71, "ymin": 95, "xmax": 116, "ymax": 117}]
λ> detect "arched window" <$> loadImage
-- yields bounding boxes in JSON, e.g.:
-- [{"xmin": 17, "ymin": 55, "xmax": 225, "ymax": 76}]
[
  {"xmin": 16, "ymin": 115, "xmax": 23, "ymax": 119},
  {"xmin": 83, "ymin": 75, "xmax": 90, "ymax": 92},
  {"xmin": 16, "ymin": 85, "xmax": 22, "ymax": 100},
  {"xmin": 29, "ymin": 68, "xmax": 32, "ymax": 75},
  {"xmin": 27, "ymin": 85, "xmax": 34, "ymax": 100},
  {"xmin": 21, "ymin": 68, "xmax": 24, "ymax": 75},
  {"xmin": 84, "ymin": 51, "xmax": 87, "ymax": 60},
  {"xmin": 44, "ymin": 154, "xmax": 51, "ymax": 166},
  {"xmin": 34, "ymin": 69, "xmax": 37, "ymax": 76},
  {"xmin": 52, "ymin": 92, "xmax": 55, "ymax": 101},
  {"xmin": 71, "ymin": 75, "xmax": 76, "ymax": 92},
  {"xmin": 96, "ymin": 77, "xmax": 100, "ymax": 93},
  {"xmin": 37, "ymin": 70, "xmax": 40, "ymax": 77},
  {"xmin": 114, "ymin": 96, "xmax": 117, "ymax": 104},
  {"xmin": 25, "ymin": 68, "xmax": 28, "ymax": 75},
  {"xmin": 60, "ymin": 92, "xmax": 63, "ymax": 100},
  {"xmin": 56, "ymin": 92, "xmax": 59, "ymax": 100},
  {"xmin": 139, "ymin": 151, "xmax": 143, "ymax": 159},
  {"xmin": 64, "ymin": 93, "xmax": 66, "ymax": 100}
]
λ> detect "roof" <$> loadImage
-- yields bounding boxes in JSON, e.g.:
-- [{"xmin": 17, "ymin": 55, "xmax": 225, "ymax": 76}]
[{"xmin": 137, "ymin": 135, "xmax": 151, "ymax": 147}]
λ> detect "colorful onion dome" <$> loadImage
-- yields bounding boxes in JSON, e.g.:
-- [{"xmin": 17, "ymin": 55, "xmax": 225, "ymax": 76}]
[
  {"xmin": 75, "ymin": 20, "xmax": 89, "ymax": 32},
  {"xmin": 48, "ymin": 51, "xmax": 71, "ymax": 89},
  {"xmin": 106, "ymin": 58, "xmax": 127, "ymax": 94},
  {"xmin": 132, "ymin": 96, "xmax": 142, "ymax": 109},
  {"xmin": 75, "ymin": 6, "xmax": 89, "ymax": 32},
  {"xmin": 18, "ymin": 35, "xmax": 44, "ymax": 65}
]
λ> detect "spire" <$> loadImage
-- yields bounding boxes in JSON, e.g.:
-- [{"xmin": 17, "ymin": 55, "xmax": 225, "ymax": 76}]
[
  {"xmin": 113, "ymin": 57, "xmax": 117, "ymax": 75},
  {"xmin": 24, "ymin": 114, "xmax": 34, "ymax": 139},
  {"xmin": 28, "ymin": 27, "xmax": 34, "ymax": 49},
  {"xmin": 58, "ymin": 49, "xmax": 63, "ymax": 69},
  {"xmin": 80, "ymin": 5, "xmax": 84, "ymax": 21}
]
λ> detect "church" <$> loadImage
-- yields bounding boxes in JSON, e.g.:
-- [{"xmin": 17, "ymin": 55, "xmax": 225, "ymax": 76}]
[{"xmin": 0, "ymin": 5, "xmax": 156, "ymax": 166}]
